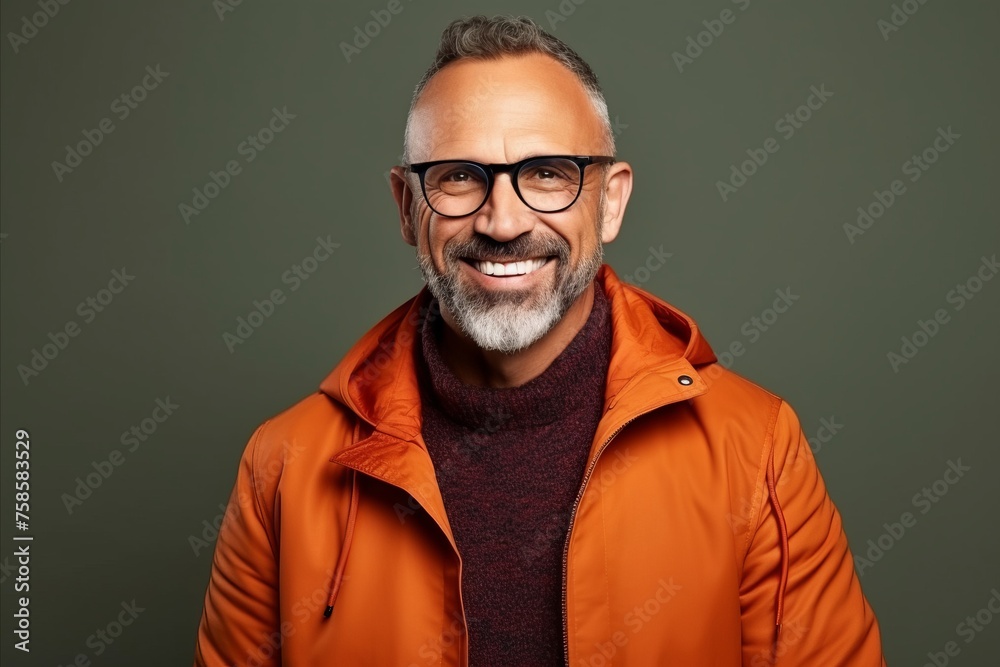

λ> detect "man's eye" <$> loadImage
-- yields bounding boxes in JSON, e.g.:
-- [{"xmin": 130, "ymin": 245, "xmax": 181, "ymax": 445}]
[
  {"xmin": 525, "ymin": 167, "xmax": 569, "ymax": 181},
  {"xmin": 442, "ymin": 170, "xmax": 476, "ymax": 182}
]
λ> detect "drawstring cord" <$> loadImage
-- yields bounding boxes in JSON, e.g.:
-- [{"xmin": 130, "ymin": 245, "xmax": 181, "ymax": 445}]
[
  {"xmin": 324, "ymin": 468, "xmax": 359, "ymax": 618},
  {"xmin": 765, "ymin": 445, "xmax": 789, "ymax": 653}
]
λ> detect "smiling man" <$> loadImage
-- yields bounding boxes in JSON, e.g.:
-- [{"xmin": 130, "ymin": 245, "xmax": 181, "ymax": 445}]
[{"xmin": 194, "ymin": 15, "xmax": 885, "ymax": 666}]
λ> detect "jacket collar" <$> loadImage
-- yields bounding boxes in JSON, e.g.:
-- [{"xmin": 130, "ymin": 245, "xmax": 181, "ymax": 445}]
[{"xmin": 320, "ymin": 263, "xmax": 716, "ymax": 436}]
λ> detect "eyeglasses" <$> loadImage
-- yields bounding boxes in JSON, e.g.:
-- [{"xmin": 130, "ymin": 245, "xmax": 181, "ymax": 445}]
[{"xmin": 406, "ymin": 155, "xmax": 616, "ymax": 218}]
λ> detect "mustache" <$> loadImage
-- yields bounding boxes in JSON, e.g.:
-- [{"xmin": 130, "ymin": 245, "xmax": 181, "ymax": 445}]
[{"xmin": 445, "ymin": 233, "xmax": 569, "ymax": 264}]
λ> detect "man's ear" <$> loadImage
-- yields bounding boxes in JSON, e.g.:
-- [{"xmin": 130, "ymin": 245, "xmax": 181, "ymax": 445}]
[
  {"xmin": 390, "ymin": 166, "xmax": 416, "ymax": 247},
  {"xmin": 599, "ymin": 161, "xmax": 634, "ymax": 244}
]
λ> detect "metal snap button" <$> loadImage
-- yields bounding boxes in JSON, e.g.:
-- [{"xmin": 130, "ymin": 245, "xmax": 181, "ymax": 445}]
[{"xmin": 678, "ymin": 375, "xmax": 693, "ymax": 386}]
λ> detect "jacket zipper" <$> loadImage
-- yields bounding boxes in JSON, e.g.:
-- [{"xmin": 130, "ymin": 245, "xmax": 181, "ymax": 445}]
[
  {"xmin": 458, "ymin": 553, "xmax": 469, "ymax": 666},
  {"xmin": 560, "ymin": 410, "xmax": 648, "ymax": 667}
]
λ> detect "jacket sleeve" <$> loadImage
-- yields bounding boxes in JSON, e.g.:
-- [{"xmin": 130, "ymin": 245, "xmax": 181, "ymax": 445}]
[
  {"xmin": 739, "ymin": 400, "xmax": 886, "ymax": 666},
  {"xmin": 194, "ymin": 420, "xmax": 281, "ymax": 667}
]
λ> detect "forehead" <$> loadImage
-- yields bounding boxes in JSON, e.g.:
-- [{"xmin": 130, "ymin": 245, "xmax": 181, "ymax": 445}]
[{"xmin": 408, "ymin": 52, "xmax": 605, "ymax": 163}]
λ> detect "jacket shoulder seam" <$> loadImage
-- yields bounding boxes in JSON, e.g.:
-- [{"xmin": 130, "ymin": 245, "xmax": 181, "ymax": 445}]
[
  {"xmin": 741, "ymin": 396, "xmax": 784, "ymax": 563},
  {"xmin": 248, "ymin": 418, "xmax": 278, "ymax": 557}
]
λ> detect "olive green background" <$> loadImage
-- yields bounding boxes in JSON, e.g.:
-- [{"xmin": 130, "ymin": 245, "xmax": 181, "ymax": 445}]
[{"xmin": 2, "ymin": 0, "xmax": 998, "ymax": 664}]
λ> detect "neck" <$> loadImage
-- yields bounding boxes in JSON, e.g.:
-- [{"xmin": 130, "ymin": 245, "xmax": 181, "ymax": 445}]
[{"xmin": 436, "ymin": 281, "xmax": 596, "ymax": 388}]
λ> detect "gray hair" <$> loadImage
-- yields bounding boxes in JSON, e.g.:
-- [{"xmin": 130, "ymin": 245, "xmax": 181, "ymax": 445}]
[{"xmin": 402, "ymin": 15, "xmax": 615, "ymax": 165}]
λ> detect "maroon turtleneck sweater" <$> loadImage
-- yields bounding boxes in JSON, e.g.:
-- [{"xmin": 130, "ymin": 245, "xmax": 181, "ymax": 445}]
[{"xmin": 416, "ymin": 285, "xmax": 612, "ymax": 666}]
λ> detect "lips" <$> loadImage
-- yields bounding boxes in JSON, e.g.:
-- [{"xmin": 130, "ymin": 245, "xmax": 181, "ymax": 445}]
[{"xmin": 467, "ymin": 256, "xmax": 552, "ymax": 277}]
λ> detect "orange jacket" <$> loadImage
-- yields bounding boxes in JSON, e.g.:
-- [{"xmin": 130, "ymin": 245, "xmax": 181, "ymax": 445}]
[{"xmin": 194, "ymin": 264, "xmax": 885, "ymax": 666}]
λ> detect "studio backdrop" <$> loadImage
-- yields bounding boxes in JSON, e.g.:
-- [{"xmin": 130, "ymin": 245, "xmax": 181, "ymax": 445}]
[{"xmin": 1, "ymin": 0, "xmax": 997, "ymax": 664}]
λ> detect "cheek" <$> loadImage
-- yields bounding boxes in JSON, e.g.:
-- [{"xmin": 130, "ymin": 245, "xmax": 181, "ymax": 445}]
[
  {"xmin": 567, "ymin": 213, "xmax": 601, "ymax": 257},
  {"xmin": 422, "ymin": 216, "xmax": 462, "ymax": 268},
  {"xmin": 413, "ymin": 207, "xmax": 435, "ymax": 250}
]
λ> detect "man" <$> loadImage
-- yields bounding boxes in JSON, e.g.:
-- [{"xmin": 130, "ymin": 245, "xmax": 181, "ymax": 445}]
[{"xmin": 194, "ymin": 15, "xmax": 885, "ymax": 666}]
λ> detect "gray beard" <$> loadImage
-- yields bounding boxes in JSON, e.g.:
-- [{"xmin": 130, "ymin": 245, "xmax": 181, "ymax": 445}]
[{"xmin": 416, "ymin": 205, "xmax": 606, "ymax": 354}]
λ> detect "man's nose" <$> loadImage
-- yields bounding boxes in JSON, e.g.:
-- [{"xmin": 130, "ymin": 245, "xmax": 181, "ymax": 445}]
[{"xmin": 472, "ymin": 173, "xmax": 536, "ymax": 242}]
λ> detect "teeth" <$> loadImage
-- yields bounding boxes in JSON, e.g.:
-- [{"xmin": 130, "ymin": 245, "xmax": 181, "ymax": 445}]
[{"xmin": 473, "ymin": 257, "xmax": 548, "ymax": 277}]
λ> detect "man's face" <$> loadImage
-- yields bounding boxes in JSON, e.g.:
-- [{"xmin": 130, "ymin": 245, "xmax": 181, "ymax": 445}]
[{"xmin": 398, "ymin": 53, "xmax": 616, "ymax": 354}]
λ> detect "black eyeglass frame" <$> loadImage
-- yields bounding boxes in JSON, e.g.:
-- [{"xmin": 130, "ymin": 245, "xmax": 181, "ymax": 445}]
[{"xmin": 405, "ymin": 155, "xmax": 616, "ymax": 218}]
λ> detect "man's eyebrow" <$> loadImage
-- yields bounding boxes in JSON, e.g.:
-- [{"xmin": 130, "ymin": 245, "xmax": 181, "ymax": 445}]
[{"xmin": 508, "ymin": 153, "xmax": 562, "ymax": 163}]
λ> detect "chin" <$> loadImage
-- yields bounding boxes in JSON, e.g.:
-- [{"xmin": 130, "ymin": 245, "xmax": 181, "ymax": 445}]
[{"xmin": 463, "ymin": 291, "xmax": 570, "ymax": 351}]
